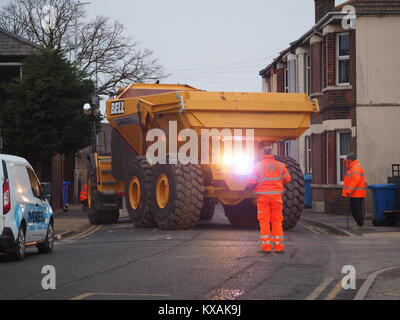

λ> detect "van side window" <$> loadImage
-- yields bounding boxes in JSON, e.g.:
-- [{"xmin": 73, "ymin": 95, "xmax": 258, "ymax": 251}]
[
  {"xmin": 9, "ymin": 164, "xmax": 31, "ymax": 197},
  {"xmin": 26, "ymin": 167, "xmax": 41, "ymax": 198}
]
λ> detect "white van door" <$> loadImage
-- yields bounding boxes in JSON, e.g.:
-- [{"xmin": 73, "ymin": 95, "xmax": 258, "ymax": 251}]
[
  {"xmin": 8, "ymin": 163, "xmax": 43, "ymax": 242},
  {"xmin": 26, "ymin": 167, "xmax": 48, "ymax": 241}
]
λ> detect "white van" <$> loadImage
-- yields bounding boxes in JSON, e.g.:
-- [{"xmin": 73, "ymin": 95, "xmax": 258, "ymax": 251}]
[{"xmin": 0, "ymin": 154, "xmax": 54, "ymax": 260}]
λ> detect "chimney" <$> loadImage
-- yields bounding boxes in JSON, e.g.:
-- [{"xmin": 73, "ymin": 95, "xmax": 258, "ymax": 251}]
[{"xmin": 315, "ymin": 0, "xmax": 335, "ymax": 23}]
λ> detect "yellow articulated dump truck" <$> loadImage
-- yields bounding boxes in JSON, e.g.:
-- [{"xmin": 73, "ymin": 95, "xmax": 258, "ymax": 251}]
[
  {"xmin": 86, "ymin": 153, "xmax": 124, "ymax": 225},
  {"xmin": 86, "ymin": 83, "xmax": 318, "ymax": 230}
]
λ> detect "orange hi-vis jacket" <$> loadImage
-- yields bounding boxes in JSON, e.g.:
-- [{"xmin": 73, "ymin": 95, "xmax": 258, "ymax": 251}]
[
  {"xmin": 80, "ymin": 183, "xmax": 88, "ymax": 202},
  {"xmin": 342, "ymin": 160, "xmax": 366, "ymax": 198},
  {"xmin": 248, "ymin": 155, "xmax": 291, "ymax": 195}
]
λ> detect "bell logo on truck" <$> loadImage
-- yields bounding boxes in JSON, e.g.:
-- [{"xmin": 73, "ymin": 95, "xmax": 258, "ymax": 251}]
[{"xmin": 110, "ymin": 101, "xmax": 125, "ymax": 115}]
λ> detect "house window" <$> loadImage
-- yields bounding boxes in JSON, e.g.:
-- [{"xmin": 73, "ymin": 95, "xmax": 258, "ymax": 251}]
[
  {"xmin": 0, "ymin": 64, "xmax": 22, "ymax": 84},
  {"xmin": 284, "ymin": 140, "xmax": 290, "ymax": 156},
  {"xmin": 284, "ymin": 68, "xmax": 289, "ymax": 93},
  {"xmin": 336, "ymin": 131, "xmax": 351, "ymax": 184},
  {"xmin": 305, "ymin": 54, "xmax": 311, "ymax": 94},
  {"xmin": 336, "ymin": 33, "xmax": 350, "ymax": 85},
  {"xmin": 305, "ymin": 136, "xmax": 312, "ymax": 173}
]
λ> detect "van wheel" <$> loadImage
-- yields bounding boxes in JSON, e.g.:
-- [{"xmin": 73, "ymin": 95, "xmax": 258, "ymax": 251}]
[
  {"xmin": 37, "ymin": 223, "xmax": 54, "ymax": 254},
  {"xmin": 12, "ymin": 226, "xmax": 26, "ymax": 261}
]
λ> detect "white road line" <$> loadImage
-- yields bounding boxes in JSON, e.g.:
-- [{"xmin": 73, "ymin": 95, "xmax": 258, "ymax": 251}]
[{"xmin": 354, "ymin": 266, "xmax": 400, "ymax": 300}]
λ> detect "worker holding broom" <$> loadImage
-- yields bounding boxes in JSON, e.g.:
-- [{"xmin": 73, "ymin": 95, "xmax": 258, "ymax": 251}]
[{"xmin": 247, "ymin": 147, "xmax": 291, "ymax": 253}]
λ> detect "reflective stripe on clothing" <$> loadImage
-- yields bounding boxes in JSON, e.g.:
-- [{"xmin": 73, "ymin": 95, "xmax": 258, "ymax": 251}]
[
  {"xmin": 255, "ymin": 191, "xmax": 284, "ymax": 195},
  {"xmin": 248, "ymin": 155, "xmax": 291, "ymax": 195},
  {"xmin": 261, "ymin": 240, "xmax": 272, "ymax": 245}
]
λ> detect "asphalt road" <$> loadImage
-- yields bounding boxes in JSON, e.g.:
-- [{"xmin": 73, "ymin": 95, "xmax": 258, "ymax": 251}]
[{"xmin": 1, "ymin": 205, "xmax": 400, "ymax": 300}]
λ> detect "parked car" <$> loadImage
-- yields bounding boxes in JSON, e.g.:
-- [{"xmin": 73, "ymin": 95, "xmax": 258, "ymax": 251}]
[{"xmin": 0, "ymin": 154, "xmax": 54, "ymax": 261}]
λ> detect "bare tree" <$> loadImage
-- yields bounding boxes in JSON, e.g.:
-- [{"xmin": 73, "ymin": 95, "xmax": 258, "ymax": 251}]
[{"xmin": 0, "ymin": 0, "xmax": 166, "ymax": 94}]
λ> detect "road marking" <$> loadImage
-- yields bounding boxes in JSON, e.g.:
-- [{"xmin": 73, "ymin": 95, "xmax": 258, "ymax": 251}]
[
  {"xmin": 301, "ymin": 223, "xmax": 323, "ymax": 235},
  {"xmin": 306, "ymin": 278, "xmax": 334, "ymax": 300},
  {"xmin": 324, "ymin": 280, "xmax": 343, "ymax": 300},
  {"xmin": 69, "ymin": 225, "xmax": 96, "ymax": 240},
  {"xmin": 354, "ymin": 266, "xmax": 400, "ymax": 300},
  {"xmin": 70, "ymin": 292, "xmax": 170, "ymax": 300},
  {"xmin": 69, "ymin": 225, "xmax": 102, "ymax": 240}
]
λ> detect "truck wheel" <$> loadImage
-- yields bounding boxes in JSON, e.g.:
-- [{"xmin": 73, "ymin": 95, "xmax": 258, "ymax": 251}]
[
  {"xmin": 223, "ymin": 199, "xmax": 258, "ymax": 227},
  {"xmin": 275, "ymin": 156, "xmax": 305, "ymax": 231},
  {"xmin": 125, "ymin": 156, "xmax": 156, "ymax": 227},
  {"xmin": 199, "ymin": 198, "xmax": 217, "ymax": 221},
  {"xmin": 151, "ymin": 163, "xmax": 204, "ymax": 229}
]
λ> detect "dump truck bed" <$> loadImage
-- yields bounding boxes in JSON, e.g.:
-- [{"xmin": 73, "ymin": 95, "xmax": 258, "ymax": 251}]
[{"xmin": 107, "ymin": 84, "xmax": 319, "ymax": 155}]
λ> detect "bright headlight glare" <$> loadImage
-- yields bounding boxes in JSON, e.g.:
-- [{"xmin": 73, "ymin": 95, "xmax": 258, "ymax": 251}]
[{"xmin": 223, "ymin": 153, "xmax": 253, "ymax": 175}]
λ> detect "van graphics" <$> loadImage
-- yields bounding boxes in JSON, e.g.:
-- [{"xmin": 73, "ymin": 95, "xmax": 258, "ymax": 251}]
[{"xmin": 14, "ymin": 204, "xmax": 51, "ymax": 231}]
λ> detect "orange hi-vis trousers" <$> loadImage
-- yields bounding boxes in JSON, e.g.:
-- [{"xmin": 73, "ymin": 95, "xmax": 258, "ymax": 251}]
[{"xmin": 257, "ymin": 195, "xmax": 284, "ymax": 252}]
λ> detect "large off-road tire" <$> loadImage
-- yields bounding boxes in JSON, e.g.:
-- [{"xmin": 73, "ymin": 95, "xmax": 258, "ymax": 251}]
[
  {"xmin": 86, "ymin": 190, "xmax": 119, "ymax": 225},
  {"xmin": 111, "ymin": 128, "xmax": 137, "ymax": 181},
  {"xmin": 275, "ymin": 156, "xmax": 305, "ymax": 230},
  {"xmin": 125, "ymin": 156, "xmax": 156, "ymax": 228},
  {"xmin": 223, "ymin": 199, "xmax": 258, "ymax": 227},
  {"xmin": 199, "ymin": 198, "xmax": 217, "ymax": 221},
  {"xmin": 151, "ymin": 163, "xmax": 204, "ymax": 229},
  {"xmin": 224, "ymin": 156, "xmax": 304, "ymax": 230}
]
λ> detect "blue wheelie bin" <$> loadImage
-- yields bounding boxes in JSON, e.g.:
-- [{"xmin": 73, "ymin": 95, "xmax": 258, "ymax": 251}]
[
  {"xmin": 368, "ymin": 184, "xmax": 399, "ymax": 226},
  {"xmin": 63, "ymin": 181, "xmax": 72, "ymax": 212},
  {"xmin": 304, "ymin": 174, "xmax": 312, "ymax": 208}
]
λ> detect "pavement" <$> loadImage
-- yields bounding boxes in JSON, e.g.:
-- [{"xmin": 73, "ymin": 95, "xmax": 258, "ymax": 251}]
[
  {"xmin": 302, "ymin": 208, "xmax": 400, "ymax": 300},
  {"xmin": 53, "ymin": 204, "xmax": 92, "ymax": 239},
  {"xmin": 302, "ymin": 209, "xmax": 400, "ymax": 237}
]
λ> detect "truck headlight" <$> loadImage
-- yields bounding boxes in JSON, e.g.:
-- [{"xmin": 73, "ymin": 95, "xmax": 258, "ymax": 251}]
[{"xmin": 223, "ymin": 153, "xmax": 253, "ymax": 176}]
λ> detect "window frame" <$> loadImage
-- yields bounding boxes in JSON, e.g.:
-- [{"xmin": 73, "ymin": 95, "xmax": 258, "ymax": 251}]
[
  {"xmin": 0, "ymin": 62, "xmax": 23, "ymax": 81},
  {"xmin": 305, "ymin": 53, "xmax": 311, "ymax": 94},
  {"xmin": 336, "ymin": 33, "xmax": 350, "ymax": 86},
  {"xmin": 284, "ymin": 67, "xmax": 289, "ymax": 93},
  {"xmin": 305, "ymin": 136, "xmax": 312, "ymax": 174},
  {"xmin": 336, "ymin": 130, "xmax": 351, "ymax": 185},
  {"xmin": 26, "ymin": 166, "xmax": 42, "ymax": 199}
]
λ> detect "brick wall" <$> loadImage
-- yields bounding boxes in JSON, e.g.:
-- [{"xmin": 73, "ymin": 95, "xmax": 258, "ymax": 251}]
[
  {"xmin": 324, "ymin": 187, "xmax": 351, "ymax": 215},
  {"xmin": 311, "ymin": 42, "xmax": 322, "ymax": 93},
  {"xmin": 354, "ymin": 0, "xmax": 400, "ymax": 13},
  {"xmin": 277, "ymin": 69, "xmax": 284, "ymax": 93}
]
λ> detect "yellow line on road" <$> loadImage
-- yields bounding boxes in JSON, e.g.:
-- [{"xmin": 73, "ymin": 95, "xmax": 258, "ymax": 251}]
[
  {"xmin": 69, "ymin": 225, "xmax": 102, "ymax": 240},
  {"xmin": 70, "ymin": 292, "xmax": 170, "ymax": 300},
  {"xmin": 306, "ymin": 278, "xmax": 334, "ymax": 300},
  {"xmin": 324, "ymin": 280, "xmax": 343, "ymax": 300}
]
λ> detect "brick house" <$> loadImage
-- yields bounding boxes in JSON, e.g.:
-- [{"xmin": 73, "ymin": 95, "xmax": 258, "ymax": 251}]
[{"xmin": 259, "ymin": 0, "xmax": 400, "ymax": 215}]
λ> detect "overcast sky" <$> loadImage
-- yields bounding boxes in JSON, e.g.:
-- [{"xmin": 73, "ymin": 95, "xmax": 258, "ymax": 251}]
[
  {"xmin": 1, "ymin": 0, "xmax": 345, "ymax": 92},
  {"xmin": 86, "ymin": 0, "xmax": 316, "ymax": 92}
]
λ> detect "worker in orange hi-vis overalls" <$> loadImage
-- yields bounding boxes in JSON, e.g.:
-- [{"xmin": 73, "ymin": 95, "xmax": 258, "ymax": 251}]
[
  {"xmin": 247, "ymin": 147, "xmax": 291, "ymax": 253},
  {"xmin": 80, "ymin": 183, "xmax": 89, "ymax": 207}
]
